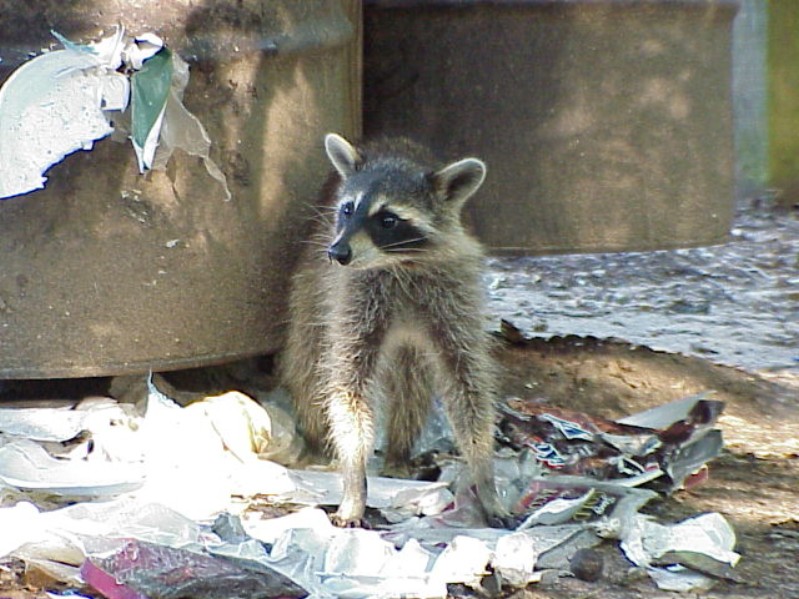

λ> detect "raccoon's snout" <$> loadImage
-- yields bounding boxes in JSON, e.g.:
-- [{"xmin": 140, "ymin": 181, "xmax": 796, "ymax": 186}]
[{"xmin": 328, "ymin": 241, "xmax": 352, "ymax": 265}]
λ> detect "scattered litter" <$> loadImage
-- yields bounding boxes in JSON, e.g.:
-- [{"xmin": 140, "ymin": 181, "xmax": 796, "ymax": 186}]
[
  {"xmin": 0, "ymin": 28, "xmax": 229, "ymax": 201},
  {"xmin": 499, "ymin": 393, "xmax": 724, "ymax": 492},
  {"xmin": 0, "ymin": 377, "xmax": 736, "ymax": 597}
]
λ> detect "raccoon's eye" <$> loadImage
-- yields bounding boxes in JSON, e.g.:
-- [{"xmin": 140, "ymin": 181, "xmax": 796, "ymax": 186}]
[
  {"xmin": 379, "ymin": 213, "xmax": 399, "ymax": 229},
  {"xmin": 340, "ymin": 201, "xmax": 354, "ymax": 218}
]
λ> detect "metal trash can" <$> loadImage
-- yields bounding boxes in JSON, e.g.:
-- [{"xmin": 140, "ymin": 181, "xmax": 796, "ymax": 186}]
[
  {"xmin": 364, "ymin": 0, "xmax": 738, "ymax": 254},
  {"xmin": 0, "ymin": 1, "xmax": 361, "ymax": 378}
]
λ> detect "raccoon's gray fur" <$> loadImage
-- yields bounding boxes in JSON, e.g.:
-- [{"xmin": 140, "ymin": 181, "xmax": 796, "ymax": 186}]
[{"xmin": 281, "ymin": 133, "xmax": 504, "ymax": 527}]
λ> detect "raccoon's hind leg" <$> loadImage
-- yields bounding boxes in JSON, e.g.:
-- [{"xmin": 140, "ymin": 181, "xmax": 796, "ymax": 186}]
[
  {"xmin": 430, "ymin": 312, "xmax": 508, "ymax": 526},
  {"xmin": 292, "ymin": 384, "xmax": 331, "ymax": 460},
  {"xmin": 381, "ymin": 344, "xmax": 434, "ymax": 478},
  {"xmin": 282, "ymin": 270, "xmax": 332, "ymax": 461},
  {"xmin": 282, "ymin": 336, "xmax": 331, "ymax": 461}
]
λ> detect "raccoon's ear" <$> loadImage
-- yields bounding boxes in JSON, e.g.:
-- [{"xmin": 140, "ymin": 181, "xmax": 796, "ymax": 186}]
[
  {"xmin": 432, "ymin": 158, "xmax": 487, "ymax": 206},
  {"xmin": 325, "ymin": 133, "xmax": 362, "ymax": 179}
]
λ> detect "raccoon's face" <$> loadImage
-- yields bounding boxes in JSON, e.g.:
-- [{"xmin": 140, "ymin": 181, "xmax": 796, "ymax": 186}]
[{"xmin": 323, "ymin": 133, "xmax": 486, "ymax": 269}]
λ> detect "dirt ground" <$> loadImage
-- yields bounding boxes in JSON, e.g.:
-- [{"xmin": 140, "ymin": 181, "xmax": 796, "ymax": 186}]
[{"xmin": 1, "ymin": 334, "xmax": 796, "ymax": 598}]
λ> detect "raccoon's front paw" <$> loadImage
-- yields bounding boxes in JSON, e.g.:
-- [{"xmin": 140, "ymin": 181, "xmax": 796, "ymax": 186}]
[
  {"xmin": 486, "ymin": 511, "xmax": 517, "ymax": 530},
  {"xmin": 476, "ymin": 483, "xmax": 514, "ymax": 529},
  {"xmin": 380, "ymin": 461, "xmax": 413, "ymax": 479},
  {"xmin": 331, "ymin": 497, "xmax": 368, "ymax": 528},
  {"xmin": 481, "ymin": 497, "xmax": 514, "ymax": 529},
  {"xmin": 330, "ymin": 512, "xmax": 370, "ymax": 529}
]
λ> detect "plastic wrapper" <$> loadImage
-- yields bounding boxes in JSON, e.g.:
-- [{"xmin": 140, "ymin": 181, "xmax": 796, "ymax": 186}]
[
  {"xmin": 512, "ymin": 476, "xmax": 657, "ymax": 531},
  {"xmin": 82, "ymin": 538, "xmax": 307, "ymax": 599}
]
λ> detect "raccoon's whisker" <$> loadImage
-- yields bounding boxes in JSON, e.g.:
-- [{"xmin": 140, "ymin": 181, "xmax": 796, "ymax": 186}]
[
  {"xmin": 308, "ymin": 204, "xmax": 337, "ymax": 215},
  {"xmin": 300, "ymin": 239, "xmax": 329, "ymax": 248},
  {"xmin": 307, "ymin": 206, "xmax": 337, "ymax": 223},
  {"xmin": 379, "ymin": 237, "xmax": 428, "ymax": 250},
  {"xmin": 308, "ymin": 217, "xmax": 334, "ymax": 228},
  {"xmin": 385, "ymin": 247, "xmax": 429, "ymax": 254}
]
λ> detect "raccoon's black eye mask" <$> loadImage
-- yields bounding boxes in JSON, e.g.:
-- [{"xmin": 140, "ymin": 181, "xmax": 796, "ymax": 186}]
[{"xmin": 367, "ymin": 210, "xmax": 427, "ymax": 252}]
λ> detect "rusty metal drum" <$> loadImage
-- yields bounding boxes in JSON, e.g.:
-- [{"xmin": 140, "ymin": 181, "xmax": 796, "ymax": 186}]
[
  {"xmin": 0, "ymin": 1, "xmax": 361, "ymax": 377},
  {"xmin": 364, "ymin": 0, "xmax": 738, "ymax": 255}
]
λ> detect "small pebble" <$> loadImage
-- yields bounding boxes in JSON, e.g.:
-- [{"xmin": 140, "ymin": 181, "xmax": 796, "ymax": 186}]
[{"xmin": 569, "ymin": 547, "xmax": 604, "ymax": 582}]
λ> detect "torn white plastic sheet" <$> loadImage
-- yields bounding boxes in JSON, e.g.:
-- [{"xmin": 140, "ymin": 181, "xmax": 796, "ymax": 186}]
[
  {"xmin": 283, "ymin": 469, "xmax": 453, "ymax": 517},
  {"xmin": 0, "ymin": 381, "xmax": 295, "ymax": 519},
  {"xmin": 493, "ymin": 532, "xmax": 544, "ymax": 587},
  {"xmin": 133, "ymin": 381, "xmax": 295, "ymax": 520},
  {"xmin": 0, "ymin": 501, "xmax": 50, "ymax": 558},
  {"xmin": 0, "ymin": 439, "xmax": 144, "ymax": 497},
  {"xmin": 429, "ymin": 535, "xmax": 491, "ymax": 588},
  {"xmin": 0, "ymin": 399, "xmax": 144, "ymax": 496},
  {"xmin": 242, "ymin": 507, "xmax": 575, "ymax": 598},
  {"xmin": 621, "ymin": 512, "xmax": 741, "ymax": 591},
  {"xmin": 0, "ymin": 406, "xmax": 89, "ymax": 442},
  {"xmin": 0, "ymin": 497, "xmax": 205, "ymax": 590},
  {"xmin": 238, "ymin": 514, "xmax": 447, "ymax": 599}
]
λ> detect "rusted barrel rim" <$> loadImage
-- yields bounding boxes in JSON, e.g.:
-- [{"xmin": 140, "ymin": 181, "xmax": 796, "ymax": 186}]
[
  {"xmin": 0, "ymin": 19, "xmax": 355, "ymax": 70},
  {"xmin": 365, "ymin": 0, "xmax": 739, "ymax": 10}
]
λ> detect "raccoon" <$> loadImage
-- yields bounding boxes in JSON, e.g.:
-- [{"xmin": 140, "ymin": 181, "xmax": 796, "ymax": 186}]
[{"xmin": 282, "ymin": 133, "xmax": 505, "ymax": 527}]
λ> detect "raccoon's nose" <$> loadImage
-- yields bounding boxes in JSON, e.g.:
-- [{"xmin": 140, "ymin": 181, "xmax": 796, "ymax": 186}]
[{"xmin": 327, "ymin": 242, "xmax": 352, "ymax": 265}]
